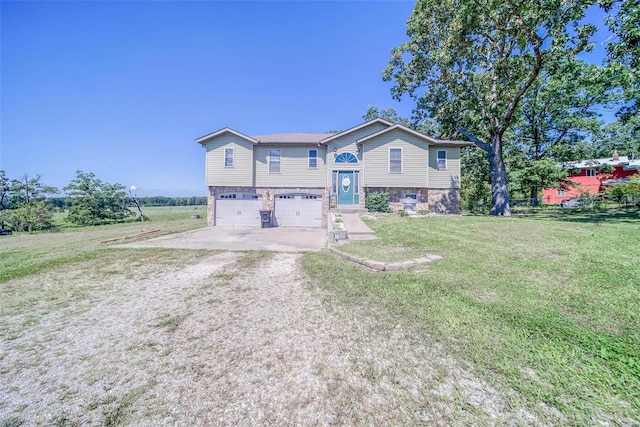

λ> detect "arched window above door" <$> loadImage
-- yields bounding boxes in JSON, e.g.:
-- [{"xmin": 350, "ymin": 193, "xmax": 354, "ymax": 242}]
[{"xmin": 335, "ymin": 152, "xmax": 358, "ymax": 163}]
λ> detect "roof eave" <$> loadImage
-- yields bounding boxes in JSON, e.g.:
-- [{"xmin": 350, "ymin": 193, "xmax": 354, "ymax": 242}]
[
  {"xmin": 355, "ymin": 124, "xmax": 439, "ymax": 144},
  {"xmin": 319, "ymin": 118, "xmax": 394, "ymax": 145},
  {"xmin": 355, "ymin": 124, "xmax": 472, "ymax": 146},
  {"xmin": 195, "ymin": 127, "xmax": 259, "ymax": 144}
]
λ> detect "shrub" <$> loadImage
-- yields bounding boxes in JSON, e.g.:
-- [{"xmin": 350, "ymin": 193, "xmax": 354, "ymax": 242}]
[{"xmin": 365, "ymin": 192, "xmax": 391, "ymax": 212}]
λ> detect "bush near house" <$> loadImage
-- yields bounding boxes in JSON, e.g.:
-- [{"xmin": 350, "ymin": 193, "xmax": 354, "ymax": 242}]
[{"xmin": 365, "ymin": 192, "xmax": 391, "ymax": 212}]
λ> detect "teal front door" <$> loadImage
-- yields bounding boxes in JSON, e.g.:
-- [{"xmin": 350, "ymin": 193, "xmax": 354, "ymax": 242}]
[{"xmin": 338, "ymin": 171, "xmax": 355, "ymax": 205}]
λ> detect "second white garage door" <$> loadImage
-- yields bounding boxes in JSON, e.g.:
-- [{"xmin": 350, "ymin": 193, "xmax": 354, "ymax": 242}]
[
  {"xmin": 274, "ymin": 194, "xmax": 323, "ymax": 228},
  {"xmin": 215, "ymin": 193, "xmax": 262, "ymax": 226}
]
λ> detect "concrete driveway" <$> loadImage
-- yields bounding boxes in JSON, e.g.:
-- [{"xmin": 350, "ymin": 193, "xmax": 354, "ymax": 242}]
[{"xmin": 117, "ymin": 226, "xmax": 327, "ymax": 252}]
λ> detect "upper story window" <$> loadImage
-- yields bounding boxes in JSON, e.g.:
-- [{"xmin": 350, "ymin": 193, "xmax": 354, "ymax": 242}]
[
  {"xmin": 269, "ymin": 149, "xmax": 281, "ymax": 173},
  {"xmin": 437, "ymin": 150, "xmax": 447, "ymax": 170},
  {"xmin": 557, "ymin": 189, "xmax": 565, "ymax": 196},
  {"xmin": 308, "ymin": 149, "xmax": 318, "ymax": 169},
  {"xmin": 335, "ymin": 152, "xmax": 358, "ymax": 163},
  {"xmin": 389, "ymin": 148, "xmax": 402, "ymax": 173},
  {"xmin": 586, "ymin": 168, "xmax": 596, "ymax": 177},
  {"xmin": 224, "ymin": 147, "xmax": 234, "ymax": 167}
]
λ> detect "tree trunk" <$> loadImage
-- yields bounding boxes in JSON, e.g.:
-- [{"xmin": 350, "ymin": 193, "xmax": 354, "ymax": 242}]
[
  {"xmin": 488, "ymin": 134, "xmax": 511, "ymax": 216},
  {"xmin": 530, "ymin": 186, "xmax": 539, "ymax": 206}
]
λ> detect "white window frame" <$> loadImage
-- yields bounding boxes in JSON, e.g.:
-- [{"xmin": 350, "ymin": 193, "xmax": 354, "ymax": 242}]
[
  {"xmin": 389, "ymin": 148, "xmax": 402, "ymax": 173},
  {"xmin": 557, "ymin": 189, "xmax": 565, "ymax": 196},
  {"xmin": 268, "ymin": 148, "xmax": 281, "ymax": 174},
  {"xmin": 586, "ymin": 168, "xmax": 596, "ymax": 177},
  {"xmin": 308, "ymin": 149, "xmax": 318, "ymax": 169},
  {"xmin": 437, "ymin": 150, "xmax": 447, "ymax": 170},
  {"xmin": 224, "ymin": 147, "xmax": 234, "ymax": 168},
  {"xmin": 354, "ymin": 170, "xmax": 359, "ymax": 194},
  {"xmin": 332, "ymin": 170, "xmax": 338, "ymax": 194}
]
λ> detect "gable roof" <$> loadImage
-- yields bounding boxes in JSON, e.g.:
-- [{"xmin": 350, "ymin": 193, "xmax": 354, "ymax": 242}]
[
  {"xmin": 560, "ymin": 155, "xmax": 640, "ymax": 170},
  {"xmin": 356, "ymin": 124, "xmax": 439, "ymax": 144},
  {"xmin": 196, "ymin": 120, "xmax": 473, "ymax": 147},
  {"xmin": 195, "ymin": 127, "xmax": 258, "ymax": 144},
  {"xmin": 319, "ymin": 118, "xmax": 394, "ymax": 144},
  {"xmin": 356, "ymin": 124, "xmax": 472, "ymax": 147},
  {"xmin": 252, "ymin": 133, "xmax": 335, "ymax": 144}
]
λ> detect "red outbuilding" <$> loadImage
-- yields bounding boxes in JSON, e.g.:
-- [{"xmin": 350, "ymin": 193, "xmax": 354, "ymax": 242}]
[{"xmin": 543, "ymin": 150, "xmax": 640, "ymax": 204}]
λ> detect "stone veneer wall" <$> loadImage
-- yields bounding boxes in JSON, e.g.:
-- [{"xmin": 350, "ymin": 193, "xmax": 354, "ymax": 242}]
[
  {"xmin": 427, "ymin": 189, "xmax": 460, "ymax": 214},
  {"xmin": 364, "ymin": 187, "xmax": 460, "ymax": 214},
  {"xmin": 364, "ymin": 187, "xmax": 429, "ymax": 212},
  {"xmin": 207, "ymin": 186, "xmax": 329, "ymax": 227}
]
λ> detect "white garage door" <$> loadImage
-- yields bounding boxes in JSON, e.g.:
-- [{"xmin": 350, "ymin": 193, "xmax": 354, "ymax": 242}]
[
  {"xmin": 274, "ymin": 194, "xmax": 323, "ymax": 228},
  {"xmin": 215, "ymin": 193, "xmax": 262, "ymax": 226}
]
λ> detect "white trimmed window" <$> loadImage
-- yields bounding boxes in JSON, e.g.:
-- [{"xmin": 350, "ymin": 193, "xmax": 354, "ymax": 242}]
[
  {"xmin": 437, "ymin": 150, "xmax": 447, "ymax": 170},
  {"xmin": 308, "ymin": 149, "xmax": 318, "ymax": 169},
  {"xmin": 332, "ymin": 171, "xmax": 338, "ymax": 194},
  {"xmin": 586, "ymin": 168, "xmax": 596, "ymax": 177},
  {"xmin": 269, "ymin": 149, "xmax": 281, "ymax": 173},
  {"xmin": 389, "ymin": 148, "xmax": 402, "ymax": 173},
  {"xmin": 354, "ymin": 171, "xmax": 359, "ymax": 194},
  {"xmin": 557, "ymin": 189, "xmax": 565, "ymax": 196},
  {"xmin": 224, "ymin": 147, "xmax": 234, "ymax": 167}
]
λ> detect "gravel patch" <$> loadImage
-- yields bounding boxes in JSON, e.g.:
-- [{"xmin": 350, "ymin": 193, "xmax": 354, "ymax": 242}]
[{"xmin": 1, "ymin": 250, "xmax": 536, "ymax": 425}]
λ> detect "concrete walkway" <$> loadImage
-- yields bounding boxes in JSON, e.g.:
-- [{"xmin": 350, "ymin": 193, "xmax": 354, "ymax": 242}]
[{"xmin": 340, "ymin": 213, "xmax": 376, "ymax": 241}]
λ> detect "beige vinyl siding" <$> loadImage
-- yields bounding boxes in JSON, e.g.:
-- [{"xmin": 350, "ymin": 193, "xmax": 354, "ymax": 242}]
[
  {"xmin": 255, "ymin": 145, "xmax": 327, "ymax": 187},
  {"xmin": 205, "ymin": 135, "xmax": 254, "ymax": 186},
  {"xmin": 324, "ymin": 122, "xmax": 388, "ymax": 181},
  {"xmin": 361, "ymin": 130, "xmax": 429, "ymax": 187},
  {"xmin": 428, "ymin": 147, "xmax": 461, "ymax": 188}
]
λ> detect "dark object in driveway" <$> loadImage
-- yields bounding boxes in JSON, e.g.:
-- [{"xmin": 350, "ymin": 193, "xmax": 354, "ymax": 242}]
[
  {"xmin": 560, "ymin": 198, "xmax": 585, "ymax": 208},
  {"xmin": 259, "ymin": 209, "xmax": 272, "ymax": 228}
]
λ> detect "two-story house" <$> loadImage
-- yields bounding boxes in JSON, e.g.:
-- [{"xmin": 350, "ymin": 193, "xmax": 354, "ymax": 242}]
[
  {"xmin": 543, "ymin": 150, "xmax": 640, "ymax": 204},
  {"xmin": 195, "ymin": 119, "xmax": 471, "ymax": 227}
]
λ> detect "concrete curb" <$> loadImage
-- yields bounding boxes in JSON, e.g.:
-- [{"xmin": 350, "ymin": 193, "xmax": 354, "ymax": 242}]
[{"xmin": 328, "ymin": 247, "xmax": 442, "ymax": 271}]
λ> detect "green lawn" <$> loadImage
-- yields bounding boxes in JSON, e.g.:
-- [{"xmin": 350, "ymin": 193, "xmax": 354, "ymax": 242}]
[
  {"xmin": 51, "ymin": 205, "xmax": 207, "ymax": 228},
  {"xmin": 3, "ymin": 206, "xmax": 638, "ymax": 423},
  {"xmin": 303, "ymin": 211, "xmax": 640, "ymax": 424},
  {"xmin": 1, "ymin": 206, "xmax": 206, "ymax": 282}
]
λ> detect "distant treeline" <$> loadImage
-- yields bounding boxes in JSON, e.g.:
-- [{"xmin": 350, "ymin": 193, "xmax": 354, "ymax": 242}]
[{"xmin": 49, "ymin": 196, "xmax": 207, "ymax": 209}]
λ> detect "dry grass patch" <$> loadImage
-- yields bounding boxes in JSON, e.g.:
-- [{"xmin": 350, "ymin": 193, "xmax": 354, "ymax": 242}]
[{"xmin": 0, "ymin": 236, "xmax": 536, "ymax": 425}]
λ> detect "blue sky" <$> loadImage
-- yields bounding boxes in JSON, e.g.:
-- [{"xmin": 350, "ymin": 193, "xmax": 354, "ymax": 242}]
[
  {"xmin": 1, "ymin": 1, "xmax": 417, "ymax": 196},
  {"xmin": 1, "ymin": 1, "xmax": 611, "ymax": 196}
]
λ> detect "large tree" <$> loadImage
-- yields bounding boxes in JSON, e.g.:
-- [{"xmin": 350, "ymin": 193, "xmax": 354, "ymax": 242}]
[
  {"xmin": 604, "ymin": 0, "xmax": 640, "ymax": 121},
  {"xmin": 512, "ymin": 60, "xmax": 616, "ymax": 162},
  {"xmin": 595, "ymin": 115, "xmax": 640, "ymax": 157},
  {"xmin": 1, "ymin": 173, "xmax": 58, "ymax": 231},
  {"xmin": 64, "ymin": 170, "xmax": 133, "ymax": 226},
  {"xmin": 0, "ymin": 170, "xmax": 11, "ymax": 211},
  {"xmin": 384, "ymin": 0, "xmax": 597, "ymax": 215},
  {"xmin": 507, "ymin": 59, "xmax": 618, "ymax": 202}
]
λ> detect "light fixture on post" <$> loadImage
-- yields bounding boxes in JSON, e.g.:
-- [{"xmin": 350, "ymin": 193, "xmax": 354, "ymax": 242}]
[{"xmin": 333, "ymin": 147, "xmax": 337, "ymax": 157}]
